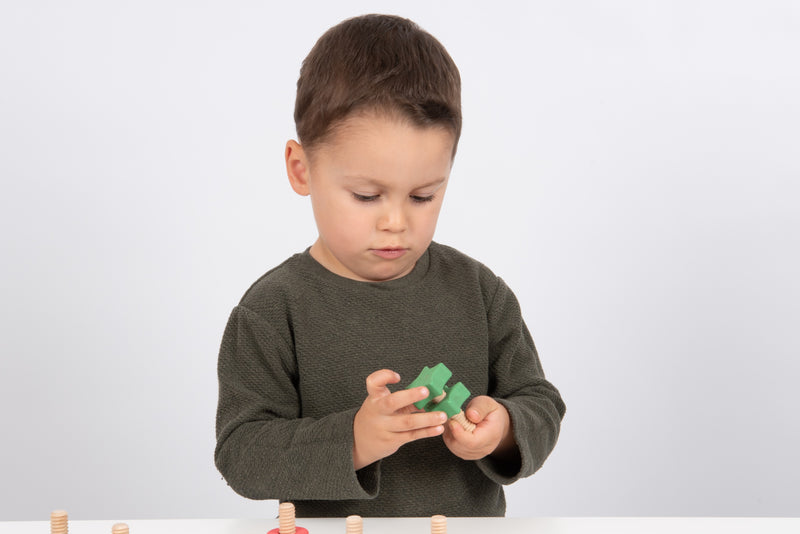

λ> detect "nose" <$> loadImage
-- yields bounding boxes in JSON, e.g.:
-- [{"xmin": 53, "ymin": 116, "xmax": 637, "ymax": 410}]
[{"xmin": 377, "ymin": 202, "xmax": 407, "ymax": 233}]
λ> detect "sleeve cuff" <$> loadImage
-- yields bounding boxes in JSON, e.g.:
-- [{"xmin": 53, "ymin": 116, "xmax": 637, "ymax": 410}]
[
  {"xmin": 318, "ymin": 407, "xmax": 381, "ymax": 499},
  {"xmin": 475, "ymin": 398, "xmax": 526, "ymax": 485}
]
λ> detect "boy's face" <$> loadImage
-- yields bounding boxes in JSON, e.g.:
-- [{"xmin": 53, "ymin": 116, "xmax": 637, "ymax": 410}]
[{"xmin": 286, "ymin": 112, "xmax": 454, "ymax": 282}]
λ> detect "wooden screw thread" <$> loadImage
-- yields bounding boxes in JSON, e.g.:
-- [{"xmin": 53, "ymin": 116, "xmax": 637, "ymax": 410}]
[
  {"xmin": 432, "ymin": 389, "xmax": 475, "ymax": 432},
  {"xmin": 345, "ymin": 515, "xmax": 363, "ymax": 534},
  {"xmin": 50, "ymin": 510, "xmax": 68, "ymax": 534},
  {"xmin": 431, "ymin": 514, "xmax": 447, "ymax": 534},
  {"xmin": 112, "ymin": 523, "xmax": 130, "ymax": 534},
  {"xmin": 451, "ymin": 411, "xmax": 476, "ymax": 432},
  {"xmin": 278, "ymin": 502, "xmax": 296, "ymax": 534}
]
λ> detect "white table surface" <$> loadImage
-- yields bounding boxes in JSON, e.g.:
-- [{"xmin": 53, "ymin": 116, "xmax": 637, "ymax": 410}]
[{"xmin": 2, "ymin": 517, "xmax": 799, "ymax": 534}]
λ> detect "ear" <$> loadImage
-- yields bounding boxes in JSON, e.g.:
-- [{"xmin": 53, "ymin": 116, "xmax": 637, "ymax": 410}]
[{"xmin": 285, "ymin": 139, "xmax": 311, "ymax": 196}]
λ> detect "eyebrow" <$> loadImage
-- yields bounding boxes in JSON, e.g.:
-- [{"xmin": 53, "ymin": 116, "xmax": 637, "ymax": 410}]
[{"xmin": 345, "ymin": 175, "xmax": 448, "ymax": 190}]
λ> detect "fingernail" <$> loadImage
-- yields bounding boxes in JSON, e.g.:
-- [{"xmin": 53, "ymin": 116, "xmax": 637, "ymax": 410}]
[
  {"xmin": 440, "ymin": 413, "xmax": 448, "ymax": 423},
  {"xmin": 420, "ymin": 387, "xmax": 429, "ymax": 397}
]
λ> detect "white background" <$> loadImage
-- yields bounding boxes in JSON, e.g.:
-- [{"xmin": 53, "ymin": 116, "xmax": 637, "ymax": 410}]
[{"xmin": 1, "ymin": 0, "xmax": 798, "ymax": 521}]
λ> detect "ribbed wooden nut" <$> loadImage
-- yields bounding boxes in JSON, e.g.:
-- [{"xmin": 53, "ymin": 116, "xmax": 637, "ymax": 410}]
[
  {"xmin": 50, "ymin": 510, "xmax": 68, "ymax": 534},
  {"xmin": 451, "ymin": 411, "xmax": 476, "ymax": 432},
  {"xmin": 431, "ymin": 514, "xmax": 447, "ymax": 534},
  {"xmin": 345, "ymin": 515, "xmax": 363, "ymax": 534},
  {"xmin": 112, "ymin": 523, "xmax": 129, "ymax": 534},
  {"xmin": 279, "ymin": 502, "xmax": 296, "ymax": 534}
]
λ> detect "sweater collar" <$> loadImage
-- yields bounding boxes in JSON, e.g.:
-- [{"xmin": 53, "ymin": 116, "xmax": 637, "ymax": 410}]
[{"xmin": 299, "ymin": 244, "xmax": 432, "ymax": 291}]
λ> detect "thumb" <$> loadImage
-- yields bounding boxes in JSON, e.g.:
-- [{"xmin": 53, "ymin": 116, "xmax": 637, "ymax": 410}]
[
  {"xmin": 465, "ymin": 396, "xmax": 498, "ymax": 424},
  {"xmin": 365, "ymin": 369, "xmax": 401, "ymax": 398}
]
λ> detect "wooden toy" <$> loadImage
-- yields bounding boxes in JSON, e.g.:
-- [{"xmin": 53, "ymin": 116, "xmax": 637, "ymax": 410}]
[
  {"xmin": 268, "ymin": 502, "xmax": 308, "ymax": 534},
  {"xmin": 407, "ymin": 363, "xmax": 476, "ymax": 432},
  {"xmin": 51, "ymin": 510, "xmax": 129, "ymax": 534},
  {"xmin": 345, "ymin": 515, "xmax": 362, "ymax": 534},
  {"xmin": 45, "ymin": 507, "xmax": 455, "ymax": 534},
  {"xmin": 430, "ymin": 514, "xmax": 447, "ymax": 534},
  {"xmin": 50, "ymin": 510, "xmax": 68, "ymax": 534}
]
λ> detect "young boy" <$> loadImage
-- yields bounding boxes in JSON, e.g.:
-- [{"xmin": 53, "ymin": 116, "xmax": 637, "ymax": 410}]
[{"xmin": 214, "ymin": 14, "xmax": 565, "ymax": 517}]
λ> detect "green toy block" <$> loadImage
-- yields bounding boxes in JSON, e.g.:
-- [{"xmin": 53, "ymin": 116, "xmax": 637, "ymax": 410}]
[
  {"xmin": 435, "ymin": 382, "xmax": 470, "ymax": 418},
  {"xmin": 406, "ymin": 363, "xmax": 471, "ymax": 416},
  {"xmin": 407, "ymin": 363, "xmax": 452, "ymax": 411}
]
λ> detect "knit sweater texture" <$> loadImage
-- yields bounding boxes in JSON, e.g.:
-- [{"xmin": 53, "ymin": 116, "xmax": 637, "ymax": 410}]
[{"xmin": 214, "ymin": 242, "xmax": 566, "ymax": 517}]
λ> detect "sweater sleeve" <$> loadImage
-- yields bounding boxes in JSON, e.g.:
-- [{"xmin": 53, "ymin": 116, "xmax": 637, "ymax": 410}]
[
  {"xmin": 476, "ymin": 277, "xmax": 566, "ymax": 485},
  {"xmin": 214, "ymin": 305, "xmax": 380, "ymax": 501}
]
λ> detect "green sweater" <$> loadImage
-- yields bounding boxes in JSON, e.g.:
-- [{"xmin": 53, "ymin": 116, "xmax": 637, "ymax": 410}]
[{"xmin": 215, "ymin": 242, "xmax": 565, "ymax": 517}]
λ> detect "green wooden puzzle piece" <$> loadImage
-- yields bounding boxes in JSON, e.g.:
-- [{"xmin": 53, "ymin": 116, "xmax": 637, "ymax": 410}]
[
  {"xmin": 406, "ymin": 363, "xmax": 471, "ymax": 416},
  {"xmin": 407, "ymin": 363, "xmax": 451, "ymax": 411},
  {"xmin": 435, "ymin": 382, "xmax": 470, "ymax": 418}
]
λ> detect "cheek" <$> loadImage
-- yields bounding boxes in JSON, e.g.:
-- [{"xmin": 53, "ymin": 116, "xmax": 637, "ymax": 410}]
[
  {"xmin": 418, "ymin": 203, "xmax": 445, "ymax": 233},
  {"xmin": 313, "ymin": 198, "xmax": 371, "ymax": 239}
]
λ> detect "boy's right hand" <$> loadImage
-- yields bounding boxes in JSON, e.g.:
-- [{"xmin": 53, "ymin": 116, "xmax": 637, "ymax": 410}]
[{"xmin": 353, "ymin": 369, "xmax": 447, "ymax": 470}]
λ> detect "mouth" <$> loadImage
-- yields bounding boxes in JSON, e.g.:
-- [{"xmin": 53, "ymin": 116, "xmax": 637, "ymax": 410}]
[{"xmin": 371, "ymin": 247, "xmax": 408, "ymax": 260}]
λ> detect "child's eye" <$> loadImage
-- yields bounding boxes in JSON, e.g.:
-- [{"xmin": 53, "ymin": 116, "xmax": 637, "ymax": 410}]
[
  {"xmin": 411, "ymin": 194, "xmax": 435, "ymax": 203},
  {"xmin": 352, "ymin": 192, "xmax": 379, "ymax": 202}
]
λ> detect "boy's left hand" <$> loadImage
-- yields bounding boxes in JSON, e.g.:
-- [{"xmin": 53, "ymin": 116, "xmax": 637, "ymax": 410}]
[{"xmin": 442, "ymin": 396, "xmax": 517, "ymax": 461}]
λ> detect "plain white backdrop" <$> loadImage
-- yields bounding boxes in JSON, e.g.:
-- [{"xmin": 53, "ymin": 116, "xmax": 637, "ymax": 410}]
[{"xmin": 1, "ymin": 0, "xmax": 798, "ymax": 521}]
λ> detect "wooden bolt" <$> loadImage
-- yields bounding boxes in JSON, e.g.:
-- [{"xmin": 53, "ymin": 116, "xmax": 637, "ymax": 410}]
[
  {"xmin": 279, "ymin": 502, "xmax": 296, "ymax": 534},
  {"xmin": 50, "ymin": 510, "xmax": 68, "ymax": 534},
  {"xmin": 345, "ymin": 515, "xmax": 363, "ymax": 534},
  {"xmin": 451, "ymin": 411, "xmax": 476, "ymax": 432},
  {"xmin": 431, "ymin": 514, "xmax": 447, "ymax": 534},
  {"xmin": 268, "ymin": 502, "xmax": 307, "ymax": 534}
]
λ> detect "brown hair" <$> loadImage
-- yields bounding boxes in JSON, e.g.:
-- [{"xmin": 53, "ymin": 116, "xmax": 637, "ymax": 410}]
[{"xmin": 294, "ymin": 14, "xmax": 462, "ymax": 155}]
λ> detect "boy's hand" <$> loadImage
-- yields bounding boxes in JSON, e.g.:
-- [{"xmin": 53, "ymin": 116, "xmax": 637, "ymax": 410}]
[
  {"xmin": 353, "ymin": 369, "xmax": 447, "ymax": 470},
  {"xmin": 442, "ymin": 396, "xmax": 518, "ymax": 461}
]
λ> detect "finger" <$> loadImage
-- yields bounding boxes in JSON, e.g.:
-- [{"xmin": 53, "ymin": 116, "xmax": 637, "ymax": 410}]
[
  {"xmin": 399, "ymin": 422, "xmax": 446, "ymax": 444},
  {"xmin": 442, "ymin": 420, "xmax": 475, "ymax": 452},
  {"xmin": 445, "ymin": 417, "xmax": 492, "ymax": 457},
  {"xmin": 391, "ymin": 410, "xmax": 448, "ymax": 433},
  {"xmin": 365, "ymin": 369, "xmax": 402, "ymax": 398},
  {"xmin": 465, "ymin": 396, "xmax": 499, "ymax": 424},
  {"xmin": 448, "ymin": 416, "xmax": 475, "ymax": 438},
  {"xmin": 383, "ymin": 386, "xmax": 432, "ymax": 413}
]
